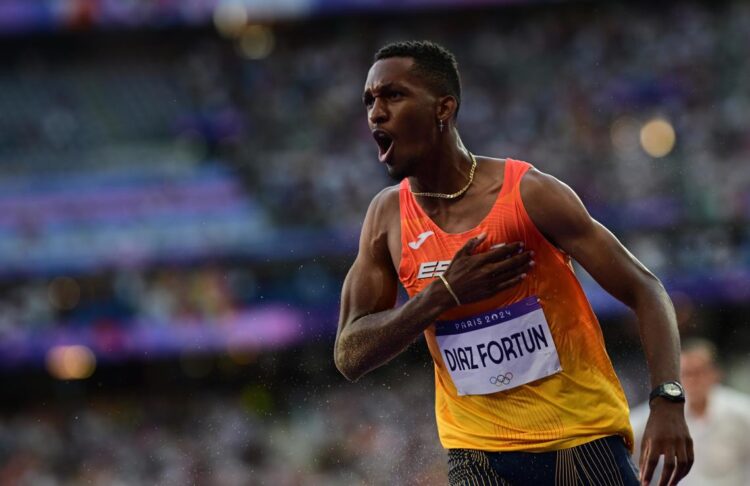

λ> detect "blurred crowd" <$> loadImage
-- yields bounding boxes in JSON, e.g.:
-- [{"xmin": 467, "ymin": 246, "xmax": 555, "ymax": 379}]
[
  {"xmin": 0, "ymin": 257, "xmax": 341, "ymax": 332},
  {"xmin": 0, "ymin": 368, "xmax": 446, "ymax": 486},
  {"xmin": 0, "ymin": 265, "xmax": 242, "ymax": 334}
]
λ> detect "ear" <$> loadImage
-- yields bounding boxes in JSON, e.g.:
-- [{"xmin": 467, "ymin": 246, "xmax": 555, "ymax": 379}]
[{"xmin": 436, "ymin": 95, "xmax": 458, "ymax": 124}]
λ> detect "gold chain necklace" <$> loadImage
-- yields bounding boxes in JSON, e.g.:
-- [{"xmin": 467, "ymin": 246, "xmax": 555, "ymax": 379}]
[{"xmin": 411, "ymin": 152, "xmax": 477, "ymax": 199}]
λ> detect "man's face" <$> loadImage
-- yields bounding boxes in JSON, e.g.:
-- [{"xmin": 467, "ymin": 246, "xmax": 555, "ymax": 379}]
[
  {"xmin": 680, "ymin": 349, "xmax": 720, "ymax": 404},
  {"xmin": 363, "ymin": 57, "xmax": 441, "ymax": 180}
]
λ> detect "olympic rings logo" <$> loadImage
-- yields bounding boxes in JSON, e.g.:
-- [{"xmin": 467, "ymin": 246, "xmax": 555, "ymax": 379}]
[{"xmin": 489, "ymin": 372, "xmax": 514, "ymax": 386}]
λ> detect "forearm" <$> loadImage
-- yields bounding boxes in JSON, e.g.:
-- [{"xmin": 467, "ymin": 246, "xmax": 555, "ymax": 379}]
[
  {"xmin": 633, "ymin": 276, "xmax": 681, "ymax": 387},
  {"xmin": 335, "ymin": 280, "xmax": 453, "ymax": 381},
  {"xmin": 635, "ymin": 281, "xmax": 692, "ymax": 486}
]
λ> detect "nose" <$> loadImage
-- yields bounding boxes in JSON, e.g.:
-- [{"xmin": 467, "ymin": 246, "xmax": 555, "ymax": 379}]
[{"xmin": 368, "ymin": 97, "xmax": 388, "ymax": 126}]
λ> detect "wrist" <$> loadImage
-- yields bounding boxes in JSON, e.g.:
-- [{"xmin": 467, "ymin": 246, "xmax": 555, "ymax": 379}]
[
  {"xmin": 438, "ymin": 274, "xmax": 462, "ymax": 307},
  {"xmin": 425, "ymin": 277, "xmax": 457, "ymax": 314},
  {"xmin": 649, "ymin": 396, "xmax": 686, "ymax": 409},
  {"xmin": 649, "ymin": 380, "xmax": 686, "ymax": 405}
]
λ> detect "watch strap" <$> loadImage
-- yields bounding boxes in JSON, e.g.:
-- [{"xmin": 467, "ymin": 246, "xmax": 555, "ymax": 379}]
[{"xmin": 649, "ymin": 381, "xmax": 686, "ymax": 403}]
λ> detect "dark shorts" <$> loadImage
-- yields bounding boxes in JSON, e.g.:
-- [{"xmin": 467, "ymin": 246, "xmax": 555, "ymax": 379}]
[{"xmin": 448, "ymin": 435, "xmax": 639, "ymax": 486}]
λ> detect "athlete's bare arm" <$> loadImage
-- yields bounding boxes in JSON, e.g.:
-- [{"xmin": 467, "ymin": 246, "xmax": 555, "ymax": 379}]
[
  {"xmin": 521, "ymin": 168, "xmax": 693, "ymax": 486},
  {"xmin": 335, "ymin": 188, "xmax": 533, "ymax": 382}
]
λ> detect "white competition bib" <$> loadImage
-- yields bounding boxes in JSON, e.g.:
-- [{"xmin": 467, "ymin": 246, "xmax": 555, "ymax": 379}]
[{"xmin": 435, "ymin": 296, "xmax": 562, "ymax": 396}]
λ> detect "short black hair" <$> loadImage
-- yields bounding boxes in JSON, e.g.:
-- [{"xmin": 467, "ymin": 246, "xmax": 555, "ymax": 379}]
[{"xmin": 374, "ymin": 40, "xmax": 461, "ymax": 117}]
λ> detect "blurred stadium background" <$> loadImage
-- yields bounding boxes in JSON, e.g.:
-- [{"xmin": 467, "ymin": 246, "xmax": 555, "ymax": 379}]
[{"xmin": 0, "ymin": 0, "xmax": 748, "ymax": 484}]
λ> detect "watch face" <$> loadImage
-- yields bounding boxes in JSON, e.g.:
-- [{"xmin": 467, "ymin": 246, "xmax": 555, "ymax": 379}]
[{"xmin": 664, "ymin": 383, "xmax": 682, "ymax": 396}]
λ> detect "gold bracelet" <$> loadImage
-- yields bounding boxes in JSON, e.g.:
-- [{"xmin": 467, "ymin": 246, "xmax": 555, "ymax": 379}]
[{"xmin": 439, "ymin": 274, "xmax": 461, "ymax": 306}]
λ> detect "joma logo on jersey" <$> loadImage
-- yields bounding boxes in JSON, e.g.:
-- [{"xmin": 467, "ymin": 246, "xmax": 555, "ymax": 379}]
[{"xmin": 417, "ymin": 260, "xmax": 451, "ymax": 279}]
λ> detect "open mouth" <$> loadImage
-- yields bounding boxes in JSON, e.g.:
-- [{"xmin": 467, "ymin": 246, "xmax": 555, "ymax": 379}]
[{"xmin": 372, "ymin": 129, "xmax": 394, "ymax": 164}]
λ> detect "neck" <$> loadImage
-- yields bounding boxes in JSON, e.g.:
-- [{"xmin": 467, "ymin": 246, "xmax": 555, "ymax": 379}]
[
  {"xmin": 408, "ymin": 131, "xmax": 473, "ymax": 196},
  {"xmin": 688, "ymin": 397, "xmax": 708, "ymax": 418}
]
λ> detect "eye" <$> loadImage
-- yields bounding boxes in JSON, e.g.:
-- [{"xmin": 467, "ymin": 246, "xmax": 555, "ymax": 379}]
[
  {"xmin": 388, "ymin": 91, "xmax": 403, "ymax": 100},
  {"xmin": 363, "ymin": 93, "xmax": 374, "ymax": 108}
]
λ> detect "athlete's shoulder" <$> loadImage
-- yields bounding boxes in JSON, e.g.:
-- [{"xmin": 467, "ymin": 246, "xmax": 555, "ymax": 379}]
[
  {"xmin": 519, "ymin": 166, "xmax": 578, "ymax": 204},
  {"xmin": 475, "ymin": 155, "xmax": 507, "ymax": 172},
  {"xmin": 476, "ymin": 155, "xmax": 507, "ymax": 165},
  {"xmin": 476, "ymin": 155, "xmax": 543, "ymax": 183},
  {"xmin": 519, "ymin": 166, "xmax": 592, "ymax": 244},
  {"xmin": 371, "ymin": 183, "xmax": 400, "ymax": 206},
  {"xmin": 472, "ymin": 156, "xmax": 507, "ymax": 191},
  {"xmin": 366, "ymin": 183, "xmax": 400, "ymax": 222},
  {"xmin": 360, "ymin": 184, "xmax": 400, "ymax": 242}
]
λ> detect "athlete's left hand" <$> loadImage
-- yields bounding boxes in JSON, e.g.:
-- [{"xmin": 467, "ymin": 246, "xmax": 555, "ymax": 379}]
[{"xmin": 639, "ymin": 400, "xmax": 693, "ymax": 486}]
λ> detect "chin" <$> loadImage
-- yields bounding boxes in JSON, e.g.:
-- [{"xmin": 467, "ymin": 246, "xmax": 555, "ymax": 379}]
[
  {"xmin": 386, "ymin": 164, "xmax": 408, "ymax": 181},
  {"xmin": 385, "ymin": 156, "xmax": 413, "ymax": 181}
]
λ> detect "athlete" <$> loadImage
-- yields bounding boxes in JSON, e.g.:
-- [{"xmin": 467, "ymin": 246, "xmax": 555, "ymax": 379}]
[{"xmin": 334, "ymin": 41, "xmax": 693, "ymax": 485}]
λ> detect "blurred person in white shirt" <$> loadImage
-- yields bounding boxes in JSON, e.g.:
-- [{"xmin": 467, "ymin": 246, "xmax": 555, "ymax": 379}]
[{"xmin": 631, "ymin": 338, "xmax": 750, "ymax": 485}]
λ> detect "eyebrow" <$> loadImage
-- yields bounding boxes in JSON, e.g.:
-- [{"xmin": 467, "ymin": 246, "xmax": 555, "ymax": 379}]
[
  {"xmin": 364, "ymin": 81, "xmax": 391, "ymax": 96},
  {"xmin": 363, "ymin": 82, "xmax": 409, "ymax": 99}
]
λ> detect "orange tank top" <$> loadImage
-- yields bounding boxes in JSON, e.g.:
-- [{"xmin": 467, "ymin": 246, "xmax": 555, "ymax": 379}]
[{"xmin": 398, "ymin": 158, "xmax": 633, "ymax": 452}]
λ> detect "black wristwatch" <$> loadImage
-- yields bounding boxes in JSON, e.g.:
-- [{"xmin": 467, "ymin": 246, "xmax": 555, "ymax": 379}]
[{"xmin": 649, "ymin": 381, "xmax": 686, "ymax": 403}]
